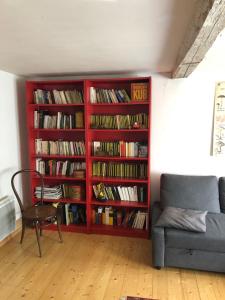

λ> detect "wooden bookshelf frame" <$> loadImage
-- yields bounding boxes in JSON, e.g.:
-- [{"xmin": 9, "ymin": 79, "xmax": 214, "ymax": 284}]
[{"xmin": 26, "ymin": 77, "xmax": 151, "ymax": 238}]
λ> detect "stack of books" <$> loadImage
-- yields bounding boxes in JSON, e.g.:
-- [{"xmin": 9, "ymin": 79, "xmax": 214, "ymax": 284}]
[
  {"xmin": 35, "ymin": 184, "xmax": 84, "ymax": 201},
  {"xmin": 92, "ymin": 162, "xmax": 147, "ymax": 179},
  {"xmin": 34, "ymin": 89, "xmax": 83, "ymax": 104},
  {"xmin": 35, "ymin": 185, "xmax": 62, "ymax": 200},
  {"xmin": 92, "ymin": 141, "xmax": 147, "ymax": 157},
  {"xmin": 90, "ymin": 87, "xmax": 130, "ymax": 103},
  {"xmin": 35, "ymin": 139, "xmax": 85, "ymax": 156},
  {"xmin": 36, "ymin": 159, "xmax": 86, "ymax": 177},
  {"xmin": 92, "ymin": 207, "xmax": 148, "ymax": 229},
  {"xmin": 93, "ymin": 183, "xmax": 146, "ymax": 202},
  {"xmin": 90, "ymin": 113, "xmax": 148, "ymax": 129},
  {"xmin": 34, "ymin": 111, "xmax": 84, "ymax": 129}
]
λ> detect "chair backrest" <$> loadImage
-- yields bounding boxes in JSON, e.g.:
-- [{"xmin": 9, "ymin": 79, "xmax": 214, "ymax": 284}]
[
  {"xmin": 11, "ymin": 169, "xmax": 44, "ymax": 212},
  {"xmin": 160, "ymin": 173, "xmax": 220, "ymax": 213}
]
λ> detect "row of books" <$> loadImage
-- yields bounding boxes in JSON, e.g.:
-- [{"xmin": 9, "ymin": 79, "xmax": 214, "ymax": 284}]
[
  {"xmin": 35, "ymin": 139, "xmax": 85, "ymax": 156},
  {"xmin": 35, "ymin": 184, "xmax": 85, "ymax": 200},
  {"xmin": 55, "ymin": 203, "xmax": 86, "ymax": 225},
  {"xmin": 34, "ymin": 89, "xmax": 83, "ymax": 104},
  {"xmin": 90, "ymin": 87, "xmax": 130, "ymax": 103},
  {"xmin": 90, "ymin": 114, "xmax": 148, "ymax": 129},
  {"xmin": 34, "ymin": 111, "xmax": 84, "ymax": 129},
  {"xmin": 92, "ymin": 207, "xmax": 148, "ymax": 229},
  {"xmin": 92, "ymin": 162, "xmax": 147, "ymax": 179},
  {"xmin": 93, "ymin": 183, "xmax": 146, "ymax": 202},
  {"xmin": 92, "ymin": 141, "xmax": 147, "ymax": 157},
  {"xmin": 36, "ymin": 159, "xmax": 86, "ymax": 177}
]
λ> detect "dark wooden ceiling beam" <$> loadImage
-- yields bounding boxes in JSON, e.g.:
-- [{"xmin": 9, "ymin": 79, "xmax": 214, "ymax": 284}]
[{"xmin": 173, "ymin": 0, "xmax": 225, "ymax": 78}]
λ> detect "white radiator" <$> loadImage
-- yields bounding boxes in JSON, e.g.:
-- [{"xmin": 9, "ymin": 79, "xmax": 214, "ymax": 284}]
[{"xmin": 0, "ymin": 197, "xmax": 15, "ymax": 241}]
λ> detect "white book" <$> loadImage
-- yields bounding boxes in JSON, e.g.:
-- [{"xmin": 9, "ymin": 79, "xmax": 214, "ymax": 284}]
[
  {"xmin": 70, "ymin": 141, "xmax": 74, "ymax": 155},
  {"xmin": 122, "ymin": 187, "xmax": 129, "ymax": 201},
  {"xmin": 57, "ymin": 112, "xmax": 61, "ymax": 129},
  {"xmin": 36, "ymin": 158, "xmax": 41, "ymax": 172},
  {"xmin": 43, "ymin": 115, "xmax": 48, "ymax": 129},
  {"xmin": 132, "ymin": 211, "xmax": 139, "ymax": 228},
  {"xmin": 121, "ymin": 187, "xmax": 127, "ymax": 200},
  {"xmin": 127, "ymin": 186, "xmax": 133, "ymax": 201},
  {"xmin": 136, "ymin": 211, "xmax": 142, "ymax": 229},
  {"xmin": 90, "ymin": 87, "xmax": 96, "ymax": 103},
  {"xmin": 53, "ymin": 89, "xmax": 62, "ymax": 104},
  {"xmin": 52, "ymin": 116, "xmax": 57, "ymax": 129},
  {"xmin": 65, "ymin": 203, "xmax": 70, "ymax": 226},
  {"xmin": 65, "ymin": 90, "xmax": 72, "ymax": 104},
  {"xmin": 93, "ymin": 141, "xmax": 100, "ymax": 155},
  {"xmin": 34, "ymin": 111, "xmax": 38, "ymax": 128},
  {"xmin": 135, "ymin": 212, "xmax": 140, "ymax": 229},
  {"xmin": 59, "ymin": 91, "xmax": 67, "ymax": 104},
  {"xmin": 117, "ymin": 186, "xmax": 124, "ymax": 201},
  {"xmin": 62, "ymin": 161, "xmax": 68, "ymax": 176},
  {"xmin": 35, "ymin": 138, "xmax": 42, "ymax": 154}
]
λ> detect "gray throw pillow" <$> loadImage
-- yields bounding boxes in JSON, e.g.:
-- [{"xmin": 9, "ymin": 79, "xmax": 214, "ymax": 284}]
[{"xmin": 155, "ymin": 206, "xmax": 208, "ymax": 232}]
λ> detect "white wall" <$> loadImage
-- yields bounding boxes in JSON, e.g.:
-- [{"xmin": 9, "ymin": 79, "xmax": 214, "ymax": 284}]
[
  {"xmin": 0, "ymin": 70, "xmax": 26, "ymax": 219},
  {"xmin": 151, "ymin": 69, "xmax": 225, "ymax": 202}
]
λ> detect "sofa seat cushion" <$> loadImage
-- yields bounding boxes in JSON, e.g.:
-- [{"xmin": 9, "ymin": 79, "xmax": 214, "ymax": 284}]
[{"xmin": 165, "ymin": 212, "xmax": 225, "ymax": 253}]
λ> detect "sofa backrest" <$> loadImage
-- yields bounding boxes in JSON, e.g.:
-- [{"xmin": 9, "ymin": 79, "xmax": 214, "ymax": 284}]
[
  {"xmin": 160, "ymin": 174, "xmax": 220, "ymax": 213},
  {"xmin": 219, "ymin": 177, "xmax": 225, "ymax": 213}
]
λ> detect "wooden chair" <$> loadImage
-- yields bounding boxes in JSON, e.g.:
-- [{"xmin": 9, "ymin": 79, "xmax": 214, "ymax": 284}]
[{"xmin": 11, "ymin": 169, "xmax": 63, "ymax": 257}]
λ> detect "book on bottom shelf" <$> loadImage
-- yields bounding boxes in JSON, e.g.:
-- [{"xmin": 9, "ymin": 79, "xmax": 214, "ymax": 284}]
[
  {"xmin": 57, "ymin": 203, "xmax": 86, "ymax": 226},
  {"xmin": 92, "ymin": 206, "xmax": 148, "ymax": 230}
]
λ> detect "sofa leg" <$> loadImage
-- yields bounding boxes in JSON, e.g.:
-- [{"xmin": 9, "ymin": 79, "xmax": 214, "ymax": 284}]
[{"xmin": 155, "ymin": 266, "xmax": 161, "ymax": 270}]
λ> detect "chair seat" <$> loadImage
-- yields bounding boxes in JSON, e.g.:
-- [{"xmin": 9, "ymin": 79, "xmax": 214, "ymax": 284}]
[{"xmin": 23, "ymin": 205, "xmax": 57, "ymax": 221}]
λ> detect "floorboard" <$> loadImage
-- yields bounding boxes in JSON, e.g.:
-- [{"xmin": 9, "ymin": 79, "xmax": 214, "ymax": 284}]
[{"xmin": 0, "ymin": 230, "xmax": 225, "ymax": 300}]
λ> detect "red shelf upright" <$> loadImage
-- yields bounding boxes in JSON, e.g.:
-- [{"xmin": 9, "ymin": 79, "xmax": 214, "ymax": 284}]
[{"xmin": 26, "ymin": 77, "xmax": 151, "ymax": 238}]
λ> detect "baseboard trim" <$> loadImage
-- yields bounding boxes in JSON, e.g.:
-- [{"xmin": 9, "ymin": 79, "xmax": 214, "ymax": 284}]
[{"xmin": 0, "ymin": 218, "xmax": 22, "ymax": 248}]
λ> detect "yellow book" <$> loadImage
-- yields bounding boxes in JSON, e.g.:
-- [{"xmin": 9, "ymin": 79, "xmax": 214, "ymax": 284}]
[
  {"xmin": 131, "ymin": 83, "xmax": 148, "ymax": 102},
  {"xmin": 109, "ymin": 209, "xmax": 113, "ymax": 225},
  {"xmin": 102, "ymin": 212, "xmax": 106, "ymax": 225},
  {"xmin": 75, "ymin": 111, "xmax": 84, "ymax": 128}
]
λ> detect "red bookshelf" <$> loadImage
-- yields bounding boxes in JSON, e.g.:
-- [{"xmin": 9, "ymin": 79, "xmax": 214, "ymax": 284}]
[{"xmin": 26, "ymin": 77, "xmax": 151, "ymax": 238}]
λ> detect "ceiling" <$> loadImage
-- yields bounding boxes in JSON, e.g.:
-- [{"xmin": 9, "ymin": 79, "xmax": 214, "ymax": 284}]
[{"xmin": 0, "ymin": 0, "xmax": 197, "ymax": 77}]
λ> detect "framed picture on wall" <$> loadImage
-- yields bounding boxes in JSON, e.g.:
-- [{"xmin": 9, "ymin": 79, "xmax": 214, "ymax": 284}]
[{"xmin": 213, "ymin": 81, "xmax": 225, "ymax": 156}]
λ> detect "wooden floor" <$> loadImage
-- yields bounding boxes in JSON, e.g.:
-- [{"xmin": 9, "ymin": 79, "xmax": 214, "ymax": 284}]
[{"xmin": 0, "ymin": 231, "xmax": 225, "ymax": 300}]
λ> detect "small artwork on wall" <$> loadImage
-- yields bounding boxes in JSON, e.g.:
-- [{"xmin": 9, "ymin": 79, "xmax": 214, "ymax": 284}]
[{"xmin": 213, "ymin": 81, "xmax": 225, "ymax": 155}]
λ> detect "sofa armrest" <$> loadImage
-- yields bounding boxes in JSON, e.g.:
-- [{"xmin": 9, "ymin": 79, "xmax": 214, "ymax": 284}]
[
  {"xmin": 151, "ymin": 201, "xmax": 162, "ymax": 226},
  {"xmin": 151, "ymin": 202, "xmax": 165, "ymax": 268}
]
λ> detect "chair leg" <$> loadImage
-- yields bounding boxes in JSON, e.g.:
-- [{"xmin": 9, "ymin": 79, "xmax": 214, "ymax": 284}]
[
  {"xmin": 56, "ymin": 216, "xmax": 63, "ymax": 243},
  {"xmin": 35, "ymin": 221, "xmax": 42, "ymax": 257},
  {"xmin": 40, "ymin": 226, "xmax": 42, "ymax": 236},
  {"xmin": 20, "ymin": 220, "xmax": 26, "ymax": 244}
]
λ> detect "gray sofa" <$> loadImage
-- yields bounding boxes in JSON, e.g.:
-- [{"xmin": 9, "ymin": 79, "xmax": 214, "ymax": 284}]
[{"xmin": 152, "ymin": 173, "xmax": 225, "ymax": 273}]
